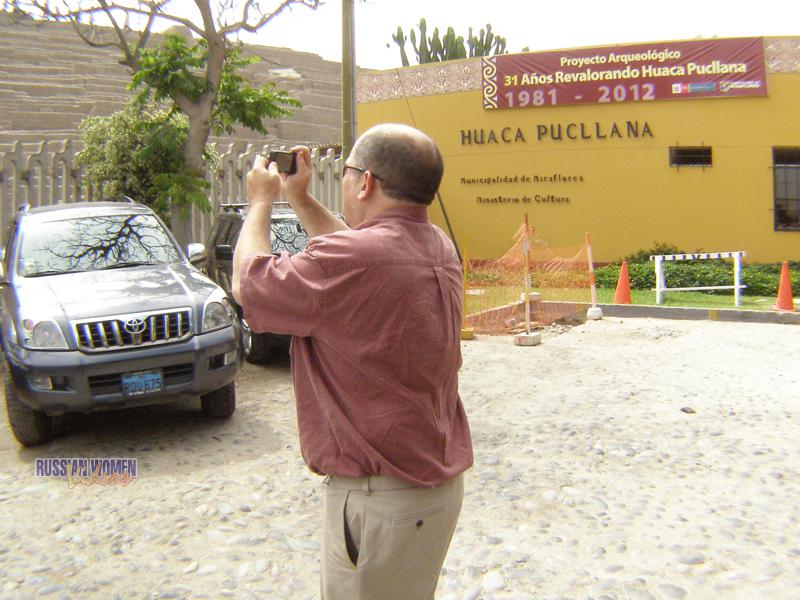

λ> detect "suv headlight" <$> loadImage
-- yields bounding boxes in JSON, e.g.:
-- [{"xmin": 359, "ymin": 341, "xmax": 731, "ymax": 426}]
[
  {"xmin": 21, "ymin": 319, "xmax": 68, "ymax": 350},
  {"xmin": 202, "ymin": 291, "xmax": 234, "ymax": 333}
]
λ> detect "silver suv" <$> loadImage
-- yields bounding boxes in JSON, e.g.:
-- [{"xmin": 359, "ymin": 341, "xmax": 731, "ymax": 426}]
[{"xmin": 0, "ymin": 199, "xmax": 240, "ymax": 446}]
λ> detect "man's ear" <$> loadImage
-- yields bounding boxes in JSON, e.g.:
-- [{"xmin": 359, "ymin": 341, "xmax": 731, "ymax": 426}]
[{"xmin": 356, "ymin": 171, "xmax": 379, "ymax": 202}]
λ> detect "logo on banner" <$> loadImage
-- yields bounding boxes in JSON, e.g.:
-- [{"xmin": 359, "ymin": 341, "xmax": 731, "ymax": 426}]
[
  {"xmin": 719, "ymin": 80, "xmax": 763, "ymax": 93},
  {"xmin": 671, "ymin": 82, "xmax": 717, "ymax": 94}
]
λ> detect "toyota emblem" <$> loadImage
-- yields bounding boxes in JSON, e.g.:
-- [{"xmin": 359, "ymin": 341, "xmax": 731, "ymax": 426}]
[{"xmin": 124, "ymin": 318, "xmax": 146, "ymax": 334}]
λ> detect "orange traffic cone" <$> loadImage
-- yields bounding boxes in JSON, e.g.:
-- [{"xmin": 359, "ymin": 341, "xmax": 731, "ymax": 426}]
[
  {"xmin": 773, "ymin": 261, "xmax": 796, "ymax": 311},
  {"xmin": 613, "ymin": 261, "xmax": 632, "ymax": 304}
]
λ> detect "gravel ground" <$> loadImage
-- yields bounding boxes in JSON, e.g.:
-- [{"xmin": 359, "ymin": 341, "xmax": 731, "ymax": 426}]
[{"xmin": 0, "ymin": 317, "xmax": 798, "ymax": 599}]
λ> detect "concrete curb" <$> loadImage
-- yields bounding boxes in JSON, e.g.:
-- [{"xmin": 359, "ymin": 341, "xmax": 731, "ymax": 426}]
[
  {"xmin": 595, "ymin": 303, "xmax": 800, "ymax": 325},
  {"xmin": 537, "ymin": 301, "xmax": 800, "ymax": 325}
]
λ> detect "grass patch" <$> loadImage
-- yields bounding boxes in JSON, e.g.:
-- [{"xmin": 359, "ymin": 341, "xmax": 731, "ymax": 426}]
[
  {"xmin": 465, "ymin": 285, "xmax": 778, "ymax": 313},
  {"xmin": 596, "ymin": 288, "xmax": 776, "ymax": 310}
]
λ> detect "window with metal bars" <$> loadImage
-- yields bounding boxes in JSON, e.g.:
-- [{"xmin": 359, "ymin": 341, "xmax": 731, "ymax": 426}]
[
  {"xmin": 669, "ymin": 146, "xmax": 712, "ymax": 167},
  {"xmin": 773, "ymin": 148, "xmax": 800, "ymax": 231}
]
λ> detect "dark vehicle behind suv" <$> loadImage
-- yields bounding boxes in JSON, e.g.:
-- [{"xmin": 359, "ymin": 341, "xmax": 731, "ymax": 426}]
[
  {"xmin": 0, "ymin": 199, "xmax": 240, "ymax": 446},
  {"xmin": 204, "ymin": 203, "xmax": 310, "ymax": 363}
]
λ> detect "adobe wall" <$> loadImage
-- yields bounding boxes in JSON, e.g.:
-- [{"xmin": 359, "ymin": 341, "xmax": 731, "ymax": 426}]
[{"xmin": 0, "ymin": 13, "xmax": 344, "ymax": 154}]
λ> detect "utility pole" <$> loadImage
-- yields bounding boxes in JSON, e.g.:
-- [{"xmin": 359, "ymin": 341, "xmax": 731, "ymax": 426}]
[{"xmin": 341, "ymin": 0, "xmax": 356, "ymax": 158}]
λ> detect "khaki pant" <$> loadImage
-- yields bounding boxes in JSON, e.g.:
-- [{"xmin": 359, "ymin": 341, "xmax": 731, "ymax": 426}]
[{"xmin": 321, "ymin": 473, "xmax": 464, "ymax": 600}]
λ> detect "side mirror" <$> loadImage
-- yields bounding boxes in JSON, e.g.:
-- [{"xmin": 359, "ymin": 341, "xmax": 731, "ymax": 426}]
[
  {"xmin": 187, "ymin": 242, "xmax": 205, "ymax": 259},
  {"xmin": 186, "ymin": 243, "xmax": 207, "ymax": 268}
]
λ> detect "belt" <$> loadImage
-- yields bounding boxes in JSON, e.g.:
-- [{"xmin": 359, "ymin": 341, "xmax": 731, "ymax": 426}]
[{"xmin": 324, "ymin": 474, "xmax": 421, "ymax": 492}]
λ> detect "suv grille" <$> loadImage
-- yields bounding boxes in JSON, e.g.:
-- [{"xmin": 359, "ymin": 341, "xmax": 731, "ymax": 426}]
[{"xmin": 73, "ymin": 309, "xmax": 192, "ymax": 352}]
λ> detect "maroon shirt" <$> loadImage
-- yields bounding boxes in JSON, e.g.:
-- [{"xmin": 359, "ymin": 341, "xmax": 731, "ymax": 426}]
[{"xmin": 239, "ymin": 205, "xmax": 473, "ymax": 487}]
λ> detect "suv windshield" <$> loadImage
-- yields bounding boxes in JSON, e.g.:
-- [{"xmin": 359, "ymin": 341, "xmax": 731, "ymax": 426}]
[
  {"xmin": 17, "ymin": 214, "xmax": 180, "ymax": 277},
  {"xmin": 272, "ymin": 218, "xmax": 309, "ymax": 254}
]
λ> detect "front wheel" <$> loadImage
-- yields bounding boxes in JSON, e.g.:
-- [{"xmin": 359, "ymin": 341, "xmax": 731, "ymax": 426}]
[
  {"xmin": 4, "ymin": 363, "xmax": 53, "ymax": 446},
  {"xmin": 241, "ymin": 318, "xmax": 273, "ymax": 364},
  {"xmin": 200, "ymin": 382, "xmax": 236, "ymax": 418}
]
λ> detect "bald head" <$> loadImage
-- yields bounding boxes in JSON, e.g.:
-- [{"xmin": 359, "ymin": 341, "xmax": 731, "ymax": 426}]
[{"xmin": 350, "ymin": 124, "xmax": 444, "ymax": 205}]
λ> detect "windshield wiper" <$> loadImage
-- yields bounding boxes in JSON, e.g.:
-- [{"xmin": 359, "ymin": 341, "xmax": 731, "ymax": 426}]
[
  {"xmin": 97, "ymin": 261, "xmax": 159, "ymax": 271},
  {"xmin": 24, "ymin": 270, "xmax": 73, "ymax": 277}
]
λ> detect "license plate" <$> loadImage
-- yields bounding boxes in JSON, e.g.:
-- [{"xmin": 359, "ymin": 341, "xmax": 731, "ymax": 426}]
[{"xmin": 121, "ymin": 370, "xmax": 163, "ymax": 396}]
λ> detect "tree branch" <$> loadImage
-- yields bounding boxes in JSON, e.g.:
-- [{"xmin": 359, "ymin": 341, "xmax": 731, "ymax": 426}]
[
  {"xmin": 218, "ymin": 0, "xmax": 320, "ymax": 36},
  {"xmin": 194, "ymin": 0, "xmax": 217, "ymax": 38},
  {"xmin": 97, "ymin": 0, "xmax": 137, "ymax": 64},
  {"xmin": 14, "ymin": 0, "xmax": 321, "ymax": 40}
]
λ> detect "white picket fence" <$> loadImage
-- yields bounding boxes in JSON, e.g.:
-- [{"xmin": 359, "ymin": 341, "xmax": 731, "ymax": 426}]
[{"xmin": 0, "ymin": 140, "xmax": 344, "ymax": 244}]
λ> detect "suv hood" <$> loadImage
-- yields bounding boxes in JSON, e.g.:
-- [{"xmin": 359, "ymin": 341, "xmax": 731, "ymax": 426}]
[{"xmin": 15, "ymin": 263, "xmax": 219, "ymax": 321}]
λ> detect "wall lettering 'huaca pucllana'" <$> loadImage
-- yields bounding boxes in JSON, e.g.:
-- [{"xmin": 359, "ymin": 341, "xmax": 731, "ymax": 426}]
[
  {"xmin": 457, "ymin": 121, "xmax": 650, "ymax": 206},
  {"xmin": 460, "ymin": 120, "xmax": 654, "ymax": 145}
]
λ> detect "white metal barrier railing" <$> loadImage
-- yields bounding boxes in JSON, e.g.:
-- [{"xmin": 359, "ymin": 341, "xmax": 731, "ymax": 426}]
[{"xmin": 650, "ymin": 251, "xmax": 747, "ymax": 306}]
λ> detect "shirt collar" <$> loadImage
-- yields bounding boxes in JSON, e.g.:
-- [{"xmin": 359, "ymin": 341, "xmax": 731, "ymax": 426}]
[{"xmin": 354, "ymin": 204, "xmax": 429, "ymax": 230}]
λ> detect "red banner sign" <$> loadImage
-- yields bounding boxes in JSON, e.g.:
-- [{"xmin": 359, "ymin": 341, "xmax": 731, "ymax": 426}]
[{"xmin": 482, "ymin": 38, "xmax": 767, "ymax": 110}]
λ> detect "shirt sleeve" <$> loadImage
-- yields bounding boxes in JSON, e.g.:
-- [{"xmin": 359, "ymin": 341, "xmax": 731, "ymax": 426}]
[{"xmin": 238, "ymin": 250, "xmax": 325, "ymax": 338}]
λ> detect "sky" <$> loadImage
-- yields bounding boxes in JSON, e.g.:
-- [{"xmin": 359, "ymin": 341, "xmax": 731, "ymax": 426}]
[{"xmin": 239, "ymin": 0, "xmax": 800, "ymax": 70}]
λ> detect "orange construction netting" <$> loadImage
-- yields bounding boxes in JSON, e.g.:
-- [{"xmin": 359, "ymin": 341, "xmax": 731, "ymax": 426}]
[{"xmin": 463, "ymin": 224, "xmax": 592, "ymax": 334}]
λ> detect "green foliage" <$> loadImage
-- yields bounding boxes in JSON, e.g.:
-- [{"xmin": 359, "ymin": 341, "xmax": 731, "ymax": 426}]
[
  {"xmin": 77, "ymin": 99, "xmax": 217, "ymax": 223},
  {"xmin": 391, "ymin": 19, "xmax": 507, "ymax": 65},
  {"xmin": 595, "ymin": 262, "xmax": 654, "ymax": 289},
  {"xmin": 214, "ymin": 45, "xmax": 300, "ymax": 136},
  {"xmin": 88, "ymin": 35, "xmax": 297, "ymax": 226},
  {"xmin": 596, "ymin": 261, "xmax": 800, "ymax": 296},
  {"xmin": 131, "ymin": 35, "xmax": 209, "ymax": 104},
  {"xmin": 130, "ymin": 36, "xmax": 299, "ymax": 137}
]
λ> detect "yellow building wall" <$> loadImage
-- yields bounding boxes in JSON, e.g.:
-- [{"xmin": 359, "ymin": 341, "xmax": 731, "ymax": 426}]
[{"xmin": 357, "ymin": 71, "xmax": 800, "ymax": 263}]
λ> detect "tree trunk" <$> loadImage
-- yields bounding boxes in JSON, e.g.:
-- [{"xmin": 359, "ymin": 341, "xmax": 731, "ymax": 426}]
[
  {"xmin": 171, "ymin": 32, "xmax": 225, "ymax": 250},
  {"xmin": 170, "ymin": 206, "xmax": 193, "ymax": 252},
  {"xmin": 169, "ymin": 100, "xmax": 212, "ymax": 249}
]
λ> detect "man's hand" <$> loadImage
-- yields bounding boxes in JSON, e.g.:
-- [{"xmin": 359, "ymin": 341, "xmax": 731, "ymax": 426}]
[
  {"xmin": 279, "ymin": 145, "xmax": 349, "ymax": 237},
  {"xmin": 281, "ymin": 146, "xmax": 313, "ymax": 206},
  {"xmin": 247, "ymin": 155, "xmax": 281, "ymax": 209}
]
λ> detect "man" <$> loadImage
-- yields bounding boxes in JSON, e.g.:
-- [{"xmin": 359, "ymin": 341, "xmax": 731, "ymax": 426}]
[{"xmin": 232, "ymin": 124, "xmax": 473, "ymax": 599}]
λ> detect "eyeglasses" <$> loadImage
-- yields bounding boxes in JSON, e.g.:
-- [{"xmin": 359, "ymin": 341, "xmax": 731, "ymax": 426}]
[{"xmin": 343, "ymin": 164, "xmax": 382, "ymax": 181}]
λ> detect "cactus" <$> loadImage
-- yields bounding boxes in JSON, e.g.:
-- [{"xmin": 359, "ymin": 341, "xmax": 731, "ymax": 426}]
[
  {"xmin": 414, "ymin": 18, "xmax": 432, "ymax": 63},
  {"xmin": 430, "ymin": 27, "xmax": 443, "ymax": 61},
  {"xmin": 484, "ymin": 24, "xmax": 494, "ymax": 53},
  {"xmin": 442, "ymin": 27, "xmax": 466, "ymax": 61},
  {"xmin": 466, "ymin": 23, "xmax": 507, "ymax": 58},
  {"xmin": 391, "ymin": 26, "xmax": 410, "ymax": 67},
  {"xmin": 467, "ymin": 27, "xmax": 476, "ymax": 57},
  {"xmin": 391, "ymin": 20, "xmax": 508, "ymax": 65}
]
